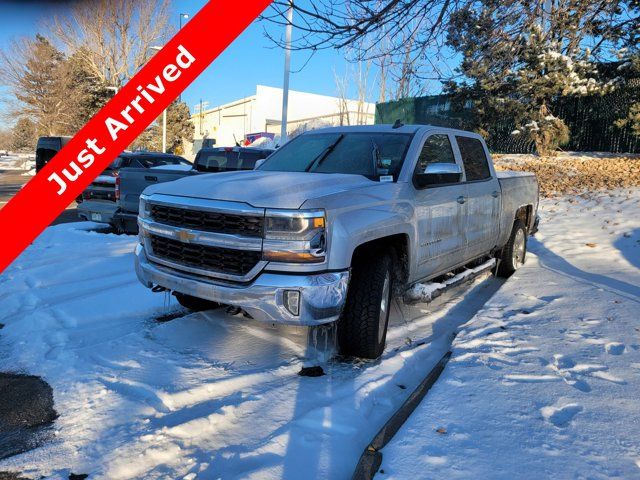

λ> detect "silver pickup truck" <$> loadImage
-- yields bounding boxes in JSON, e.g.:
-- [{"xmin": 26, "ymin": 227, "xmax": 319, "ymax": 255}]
[{"xmin": 135, "ymin": 125, "xmax": 539, "ymax": 359}]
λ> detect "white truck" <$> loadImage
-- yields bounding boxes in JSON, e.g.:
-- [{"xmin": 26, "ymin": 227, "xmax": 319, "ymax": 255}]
[{"xmin": 135, "ymin": 125, "xmax": 539, "ymax": 359}]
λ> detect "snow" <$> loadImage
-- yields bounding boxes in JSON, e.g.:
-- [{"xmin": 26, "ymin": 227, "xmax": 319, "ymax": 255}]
[
  {"xmin": 0, "ymin": 154, "xmax": 34, "ymax": 172},
  {"xmin": 405, "ymin": 259, "xmax": 496, "ymax": 303},
  {"xmin": 1, "ymin": 167, "xmax": 638, "ymax": 478},
  {"xmin": 0, "ymin": 222, "xmax": 501, "ymax": 479},
  {"xmin": 380, "ymin": 188, "xmax": 640, "ymax": 479}
]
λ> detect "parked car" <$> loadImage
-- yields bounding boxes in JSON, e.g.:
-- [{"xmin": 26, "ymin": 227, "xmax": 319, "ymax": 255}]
[
  {"xmin": 77, "ymin": 152, "xmax": 190, "ymax": 224},
  {"xmin": 134, "ymin": 125, "xmax": 539, "ymax": 359},
  {"xmin": 35, "ymin": 136, "xmax": 71, "ymax": 173},
  {"xmin": 112, "ymin": 147, "xmax": 274, "ymax": 234}
]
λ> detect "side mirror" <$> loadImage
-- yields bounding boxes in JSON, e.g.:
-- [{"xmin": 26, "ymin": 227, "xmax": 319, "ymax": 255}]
[
  {"xmin": 254, "ymin": 159, "xmax": 266, "ymax": 170},
  {"xmin": 415, "ymin": 163, "xmax": 462, "ymax": 187}
]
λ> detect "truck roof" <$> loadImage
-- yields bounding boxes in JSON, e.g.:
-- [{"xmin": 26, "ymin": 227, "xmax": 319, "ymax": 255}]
[
  {"xmin": 305, "ymin": 124, "xmax": 479, "ymax": 137},
  {"xmin": 120, "ymin": 151, "xmax": 185, "ymax": 159},
  {"xmin": 198, "ymin": 146, "xmax": 275, "ymax": 153}
]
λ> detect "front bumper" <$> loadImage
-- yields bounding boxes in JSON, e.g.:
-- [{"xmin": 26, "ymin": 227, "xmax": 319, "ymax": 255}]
[{"xmin": 135, "ymin": 244, "xmax": 349, "ymax": 326}]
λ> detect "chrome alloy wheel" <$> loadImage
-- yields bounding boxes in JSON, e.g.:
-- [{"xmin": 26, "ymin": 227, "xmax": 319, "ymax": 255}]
[
  {"xmin": 513, "ymin": 228, "xmax": 526, "ymax": 270},
  {"xmin": 378, "ymin": 271, "xmax": 391, "ymax": 343}
]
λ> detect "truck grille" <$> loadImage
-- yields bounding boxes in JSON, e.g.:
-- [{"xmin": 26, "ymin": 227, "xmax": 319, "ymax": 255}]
[
  {"xmin": 150, "ymin": 204, "xmax": 263, "ymax": 237},
  {"xmin": 150, "ymin": 234, "xmax": 261, "ymax": 276}
]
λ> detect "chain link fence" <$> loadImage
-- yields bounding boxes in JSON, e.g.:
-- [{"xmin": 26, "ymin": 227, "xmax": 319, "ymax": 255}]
[{"xmin": 375, "ymin": 81, "xmax": 640, "ymax": 154}]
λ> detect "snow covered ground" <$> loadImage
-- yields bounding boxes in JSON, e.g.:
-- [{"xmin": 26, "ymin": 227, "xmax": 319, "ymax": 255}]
[
  {"xmin": 0, "ymin": 223, "xmax": 501, "ymax": 479},
  {"xmin": 0, "ymin": 154, "xmax": 35, "ymax": 174},
  {"xmin": 1, "ymin": 183, "xmax": 638, "ymax": 479},
  {"xmin": 381, "ymin": 188, "xmax": 640, "ymax": 479}
]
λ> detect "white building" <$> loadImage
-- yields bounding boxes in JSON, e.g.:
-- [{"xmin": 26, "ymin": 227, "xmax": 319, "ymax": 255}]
[{"xmin": 190, "ymin": 85, "xmax": 375, "ymax": 152}]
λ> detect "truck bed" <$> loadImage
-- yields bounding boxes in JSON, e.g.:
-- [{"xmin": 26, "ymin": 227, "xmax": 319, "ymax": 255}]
[
  {"xmin": 118, "ymin": 166, "xmax": 197, "ymax": 214},
  {"xmin": 497, "ymin": 170, "xmax": 539, "ymax": 246}
]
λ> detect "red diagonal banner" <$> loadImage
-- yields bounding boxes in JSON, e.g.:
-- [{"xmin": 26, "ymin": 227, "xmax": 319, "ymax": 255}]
[{"xmin": 0, "ymin": 0, "xmax": 272, "ymax": 273}]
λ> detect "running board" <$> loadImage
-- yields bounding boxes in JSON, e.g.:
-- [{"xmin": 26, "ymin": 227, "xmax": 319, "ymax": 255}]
[{"xmin": 403, "ymin": 258, "xmax": 496, "ymax": 304}]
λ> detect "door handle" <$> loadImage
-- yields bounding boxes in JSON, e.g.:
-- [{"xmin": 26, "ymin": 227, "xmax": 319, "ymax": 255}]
[
  {"xmin": 457, "ymin": 196, "xmax": 466, "ymax": 204},
  {"xmin": 492, "ymin": 190, "xmax": 500, "ymax": 198},
  {"xmin": 145, "ymin": 176, "xmax": 158, "ymax": 182}
]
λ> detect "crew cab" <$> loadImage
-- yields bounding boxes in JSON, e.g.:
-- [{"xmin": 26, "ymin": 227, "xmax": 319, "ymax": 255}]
[
  {"xmin": 112, "ymin": 147, "xmax": 274, "ymax": 234},
  {"xmin": 134, "ymin": 125, "xmax": 539, "ymax": 359},
  {"xmin": 78, "ymin": 152, "xmax": 190, "ymax": 224}
]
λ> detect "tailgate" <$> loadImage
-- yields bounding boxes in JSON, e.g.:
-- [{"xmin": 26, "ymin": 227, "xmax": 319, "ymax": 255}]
[
  {"xmin": 83, "ymin": 175, "xmax": 116, "ymax": 202},
  {"xmin": 118, "ymin": 167, "xmax": 196, "ymax": 213}
]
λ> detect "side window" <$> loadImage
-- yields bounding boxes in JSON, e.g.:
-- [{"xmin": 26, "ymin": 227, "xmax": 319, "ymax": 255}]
[
  {"xmin": 456, "ymin": 136, "xmax": 491, "ymax": 181},
  {"xmin": 415, "ymin": 134, "xmax": 456, "ymax": 174}
]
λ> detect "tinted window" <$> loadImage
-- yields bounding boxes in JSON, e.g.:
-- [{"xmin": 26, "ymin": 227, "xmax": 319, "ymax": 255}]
[
  {"xmin": 195, "ymin": 151, "xmax": 240, "ymax": 172},
  {"xmin": 238, "ymin": 151, "xmax": 266, "ymax": 170},
  {"xmin": 259, "ymin": 133, "xmax": 412, "ymax": 180},
  {"xmin": 456, "ymin": 136, "xmax": 491, "ymax": 181},
  {"xmin": 137, "ymin": 156, "xmax": 185, "ymax": 168},
  {"xmin": 415, "ymin": 134, "xmax": 456, "ymax": 173}
]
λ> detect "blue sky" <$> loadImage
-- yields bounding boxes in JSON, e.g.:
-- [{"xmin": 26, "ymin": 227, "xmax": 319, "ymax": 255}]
[{"xmin": 0, "ymin": 0, "xmax": 378, "ymax": 127}]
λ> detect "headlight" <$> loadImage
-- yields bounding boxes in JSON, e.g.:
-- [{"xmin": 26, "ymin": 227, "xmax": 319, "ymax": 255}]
[
  {"xmin": 263, "ymin": 209, "xmax": 326, "ymax": 263},
  {"xmin": 137, "ymin": 195, "xmax": 151, "ymax": 245},
  {"xmin": 138, "ymin": 195, "xmax": 150, "ymax": 219}
]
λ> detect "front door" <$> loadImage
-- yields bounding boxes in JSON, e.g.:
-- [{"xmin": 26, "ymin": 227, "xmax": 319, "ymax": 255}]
[{"xmin": 413, "ymin": 133, "xmax": 468, "ymax": 281}]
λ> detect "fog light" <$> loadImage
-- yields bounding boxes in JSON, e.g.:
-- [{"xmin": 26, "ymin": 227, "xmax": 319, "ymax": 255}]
[{"xmin": 283, "ymin": 290, "xmax": 300, "ymax": 316}]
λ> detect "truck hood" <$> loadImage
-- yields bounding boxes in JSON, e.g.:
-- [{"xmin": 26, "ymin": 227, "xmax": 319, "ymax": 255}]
[{"xmin": 143, "ymin": 170, "xmax": 378, "ymax": 209}]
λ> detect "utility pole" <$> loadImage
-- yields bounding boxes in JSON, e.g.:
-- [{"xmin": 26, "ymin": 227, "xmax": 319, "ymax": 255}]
[
  {"xmin": 149, "ymin": 45, "xmax": 167, "ymax": 152},
  {"xmin": 178, "ymin": 13, "xmax": 189, "ymax": 102},
  {"xmin": 280, "ymin": 2, "xmax": 293, "ymax": 145},
  {"xmin": 162, "ymin": 110, "xmax": 167, "ymax": 153}
]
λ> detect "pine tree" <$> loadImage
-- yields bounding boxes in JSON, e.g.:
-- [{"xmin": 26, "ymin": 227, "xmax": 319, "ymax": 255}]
[
  {"xmin": 129, "ymin": 101, "xmax": 194, "ymax": 154},
  {"xmin": 447, "ymin": 2, "xmax": 619, "ymax": 155},
  {"xmin": 12, "ymin": 35, "xmax": 69, "ymax": 136},
  {"xmin": 11, "ymin": 118, "xmax": 36, "ymax": 152}
]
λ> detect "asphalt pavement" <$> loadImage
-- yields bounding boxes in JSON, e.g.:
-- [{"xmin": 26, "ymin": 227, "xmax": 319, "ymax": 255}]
[{"xmin": 0, "ymin": 168, "xmax": 80, "ymax": 225}]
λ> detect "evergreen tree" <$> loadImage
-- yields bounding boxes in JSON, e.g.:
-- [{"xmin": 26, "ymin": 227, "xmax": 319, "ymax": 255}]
[
  {"xmin": 446, "ymin": 2, "xmax": 621, "ymax": 155},
  {"xmin": 130, "ymin": 101, "xmax": 194, "ymax": 154},
  {"xmin": 11, "ymin": 118, "xmax": 36, "ymax": 152},
  {"xmin": 12, "ymin": 35, "xmax": 69, "ymax": 136},
  {"xmin": 61, "ymin": 49, "xmax": 112, "ymax": 131}
]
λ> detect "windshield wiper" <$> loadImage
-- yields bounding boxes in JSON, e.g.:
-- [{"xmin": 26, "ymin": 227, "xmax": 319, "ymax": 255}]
[{"xmin": 305, "ymin": 134, "xmax": 344, "ymax": 172}]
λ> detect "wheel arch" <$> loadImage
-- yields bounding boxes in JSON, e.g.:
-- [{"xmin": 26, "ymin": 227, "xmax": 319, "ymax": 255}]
[{"xmin": 350, "ymin": 233, "xmax": 410, "ymax": 295}]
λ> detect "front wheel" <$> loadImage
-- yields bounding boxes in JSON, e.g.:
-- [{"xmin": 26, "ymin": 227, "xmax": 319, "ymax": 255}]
[
  {"xmin": 338, "ymin": 253, "xmax": 393, "ymax": 359},
  {"xmin": 174, "ymin": 292, "xmax": 221, "ymax": 311},
  {"xmin": 497, "ymin": 219, "xmax": 527, "ymax": 278}
]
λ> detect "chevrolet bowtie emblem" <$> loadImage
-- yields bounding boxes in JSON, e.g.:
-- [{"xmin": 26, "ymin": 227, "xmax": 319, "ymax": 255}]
[{"xmin": 176, "ymin": 230, "xmax": 197, "ymax": 243}]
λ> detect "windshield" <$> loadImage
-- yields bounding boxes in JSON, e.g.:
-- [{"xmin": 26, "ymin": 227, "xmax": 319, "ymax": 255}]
[{"xmin": 258, "ymin": 132, "xmax": 413, "ymax": 180}]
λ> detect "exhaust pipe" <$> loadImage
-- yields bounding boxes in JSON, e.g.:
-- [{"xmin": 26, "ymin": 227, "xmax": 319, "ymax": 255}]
[{"xmin": 151, "ymin": 285, "xmax": 168, "ymax": 293}]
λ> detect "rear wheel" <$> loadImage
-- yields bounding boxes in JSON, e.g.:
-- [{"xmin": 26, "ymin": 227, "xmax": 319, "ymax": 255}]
[
  {"xmin": 174, "ymin": 292, "xmax": 221, "ymax": 311},
  {"xmin": 338, "ymin": 253, "xmax": 393, "ymax": 359},
  {"xmin": 497, "ymin": 220, "xmax": 527, "ymax": 278}
]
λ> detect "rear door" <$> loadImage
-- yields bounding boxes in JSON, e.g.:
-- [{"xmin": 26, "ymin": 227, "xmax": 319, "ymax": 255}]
[
  {"xmin": 454, "ymin": 135, "xmax": 501, "ymax": 259},
  {"xmin": 413, "ymin": 132, "xmax": 468, "ymax": 280}
]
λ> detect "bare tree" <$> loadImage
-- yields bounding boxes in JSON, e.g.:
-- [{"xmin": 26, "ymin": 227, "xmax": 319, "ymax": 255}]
[
  {"xmin": 334, "ymin": 59, "xmax": 374, "ymax": 125},
  {"xmin": 49, "ymin": 0, "xmax": 172, "ymax": 88},
  {"xmin": 333, "ymin": 67, "xmax": 351, "ymax": 125},
  {"xmin": 263, "ymin": 0, "xmax": 638, "ymax": 95}
]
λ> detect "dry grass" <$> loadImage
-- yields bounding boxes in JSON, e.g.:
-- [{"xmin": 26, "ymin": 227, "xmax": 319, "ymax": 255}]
[{"xmin": 494, "ymin": 152, "xmax": 640, "ymax": 197}]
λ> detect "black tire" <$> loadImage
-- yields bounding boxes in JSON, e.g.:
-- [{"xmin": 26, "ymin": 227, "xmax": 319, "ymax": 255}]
[
  {"xmin": 497, "ymin": 220, "xmax": 527, "ymax": 278},
  {"xmin": 338, "ymin": 253, "xmax": 393, "ymax": 359},
  {"xmin": 174, "ymin": 292, "xmax": 221, "ymax": 311}
]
